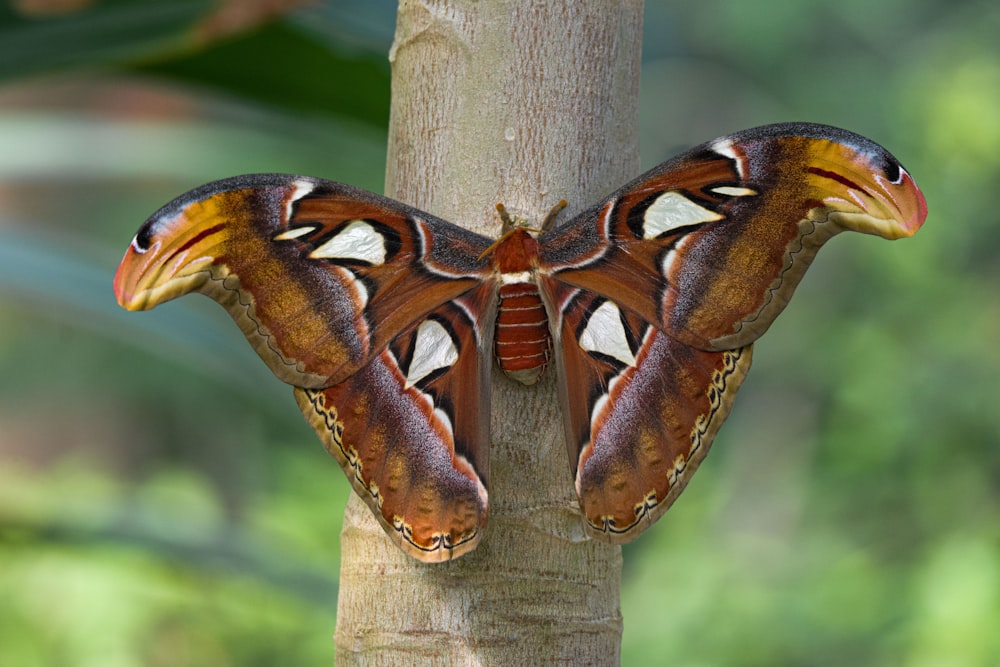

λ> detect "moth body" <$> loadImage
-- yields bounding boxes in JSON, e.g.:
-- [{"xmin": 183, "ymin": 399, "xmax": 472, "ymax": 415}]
[{"xmin": 490, "ymin": 227, "xmax": 551, "ymax": 385}]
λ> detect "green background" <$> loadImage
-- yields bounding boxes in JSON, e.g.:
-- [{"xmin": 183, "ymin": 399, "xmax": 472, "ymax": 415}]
[{"xmin": 1, "ymin": 1, "xmax": 997, "ymax": 665}]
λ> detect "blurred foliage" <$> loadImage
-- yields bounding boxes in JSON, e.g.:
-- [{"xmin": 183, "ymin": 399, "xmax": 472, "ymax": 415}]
[{"xmin": 0, "ymin": 0, "xmax": 997, "ymax": 665}]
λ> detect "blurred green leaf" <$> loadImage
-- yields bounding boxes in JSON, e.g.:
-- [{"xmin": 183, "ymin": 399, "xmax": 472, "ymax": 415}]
[
  {"xmin": 0, "ymin": 1, "xmax": 390, "ymax": 129},
  {"xmin": 130, "ymin": 20, "xmax": 391, "ymax": 129},
  {"xmin": 290, "ymin": 0, "xmax": 396, "ymax": 54},
  {"xmin": 0, "ymin": 0, "xmax": 215, "ymax": 80}
]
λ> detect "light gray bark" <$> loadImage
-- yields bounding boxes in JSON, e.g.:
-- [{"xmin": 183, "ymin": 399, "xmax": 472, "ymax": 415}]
[{"xmin": 335, "ymin": 1, "xmax": 644, "ymax": 663}]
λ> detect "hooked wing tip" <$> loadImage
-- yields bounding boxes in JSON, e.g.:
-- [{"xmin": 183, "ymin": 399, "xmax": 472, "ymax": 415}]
[
  {"xmin": 863, "ymin": 165, "xmax": 928, "ymax": 240},
  {"xmin": 112, "ymin": 246, "xmax": 145, "ymax": 311},
  {"xmin": 895, "ymin": 168, "xmax": 928, "ymax": 237}
]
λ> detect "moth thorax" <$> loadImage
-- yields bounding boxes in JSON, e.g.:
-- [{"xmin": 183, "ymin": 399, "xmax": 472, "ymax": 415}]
[{"xmin": 490, "ymin": 227, "xmax": 539, "ymax": 274}]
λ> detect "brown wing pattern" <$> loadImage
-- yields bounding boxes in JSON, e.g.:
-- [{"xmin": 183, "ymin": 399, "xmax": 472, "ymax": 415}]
[
  {"xmin": 539, "ymin": 123, "xmax": 927, "ymax": 351},
  {"xmin": 295, "ymin": 284, "xmax": 496, "ymax": 561},
  {"xmin": 114, "ymin": 174, "xmax": 492, "ymax": 388},
  {"xmin": 538, "ymin": 123, "xmax": 925, "ymax": 543},
  {"xmin": 539, "ymin": 279, "xmax": 752, "ymax": 539},
  {"xmin": 114, "ymin": 174, "xmax": 498, "ymax": 562}
]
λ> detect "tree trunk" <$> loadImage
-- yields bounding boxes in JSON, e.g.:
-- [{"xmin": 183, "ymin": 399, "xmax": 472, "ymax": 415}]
[{"xmin": 334, "ymin": 1, "xmax": 644, "ymax": 663}]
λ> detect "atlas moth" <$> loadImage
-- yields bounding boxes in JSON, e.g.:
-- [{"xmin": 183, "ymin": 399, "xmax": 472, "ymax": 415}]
[{"xmin": 114, "ymin": 123, "xmax": 926, "ymax": 562}]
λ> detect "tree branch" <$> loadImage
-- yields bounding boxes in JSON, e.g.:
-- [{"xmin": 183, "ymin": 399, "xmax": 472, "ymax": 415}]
[{"xmin": 335, "ymin": 1, "xmax": 644, "ymax": 663}]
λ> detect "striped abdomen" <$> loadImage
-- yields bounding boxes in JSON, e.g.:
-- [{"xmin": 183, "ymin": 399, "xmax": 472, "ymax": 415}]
[{"xmin": 495, "ymin": 281, "xmax": 551, "ymax": 385}]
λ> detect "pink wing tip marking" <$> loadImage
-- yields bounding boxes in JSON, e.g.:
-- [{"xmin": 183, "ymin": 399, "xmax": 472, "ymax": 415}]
[
  {"xmin": 113, "ymin": 247, "xmax": 139, "ymax": 309},
  {"xmin": 891, "ymin": 167, "xmax": 928, "ymax": 237}
]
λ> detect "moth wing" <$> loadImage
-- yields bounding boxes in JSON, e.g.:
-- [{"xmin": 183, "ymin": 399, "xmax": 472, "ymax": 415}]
[
  {"xmin": 539, "ymin": 279, "xmax": 751, "ymax": 540},
  {"xmin": 539, "ymin": 123, "xmax": 926, "ymax": 351},
  {"xmin": 537, "ymin": 123, "xmax": 925, "ymax": 540},
  {"xmin": 296, "ymin": 283, "xmax": 497, "ymax": 561},
  {"xmin": 114, "ymin": 174, "xmax": 493, "ymax": 388}
]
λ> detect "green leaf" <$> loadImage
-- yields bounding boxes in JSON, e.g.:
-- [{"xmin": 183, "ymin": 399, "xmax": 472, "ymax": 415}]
[
  {"xmin": 130, "ymin": 20, "xmax": 391, "ymax": 129},
  {"xmin": 0, "ymin": 0, "xmax": 215, "ymax": 80}
]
